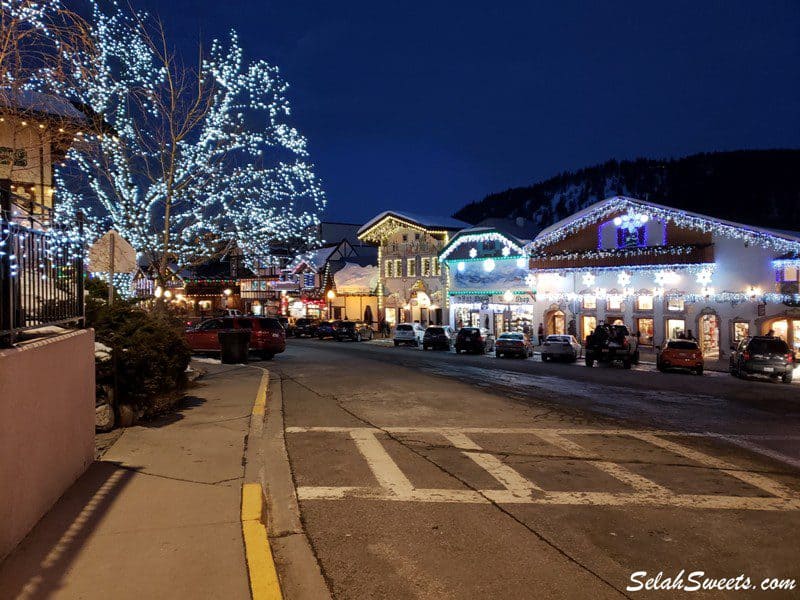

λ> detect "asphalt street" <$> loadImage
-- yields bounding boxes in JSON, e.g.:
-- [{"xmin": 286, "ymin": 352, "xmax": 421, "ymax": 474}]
[{"xmin": 268, "ymin": 338, "xmax": 800, "ymax": 599}]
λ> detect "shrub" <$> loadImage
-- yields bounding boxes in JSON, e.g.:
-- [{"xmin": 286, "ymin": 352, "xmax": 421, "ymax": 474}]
[{"xmin": 88, "ymin": 302, "xmax": 191, "ymax": 408}]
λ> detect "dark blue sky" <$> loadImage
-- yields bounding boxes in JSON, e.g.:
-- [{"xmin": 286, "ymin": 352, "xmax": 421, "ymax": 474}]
[{"xmin": 138, "ymin": 0, "xmax": 800, "ymax": 224}]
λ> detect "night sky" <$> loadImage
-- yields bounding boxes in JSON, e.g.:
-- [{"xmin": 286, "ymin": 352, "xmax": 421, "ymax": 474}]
[{"xmin": 136, "ymin": 0, "xmax": 800, "ymax": 224}]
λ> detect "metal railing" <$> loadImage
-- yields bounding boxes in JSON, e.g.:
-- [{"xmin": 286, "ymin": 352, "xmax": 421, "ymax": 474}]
[{"xmin": 1, "ymin": 180, "xmax": 84, "ymax": 346}]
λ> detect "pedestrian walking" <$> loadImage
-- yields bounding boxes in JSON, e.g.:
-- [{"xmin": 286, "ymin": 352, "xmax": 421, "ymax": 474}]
[{"xmin": 537, "ymin": 322, "xmax": 545, "ymax": 345}]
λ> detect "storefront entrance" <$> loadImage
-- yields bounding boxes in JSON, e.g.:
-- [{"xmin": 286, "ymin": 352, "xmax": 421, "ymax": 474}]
[
  {"xmin": 636, "ymin": 318, "xmax": 654, "ymax": 346},
  {"xmin": 545, "ymin": 309, "xmax": 566, "ymax": 336},
  {"xmin": 581, "ymin": 315, "xmax": 597, "ymax": 342},
  {"xmin": 698, "ymin": 313, "xmax": 720, "ymax": 358},
  {"xmin": 769, "ymin": 318, "xmax": 800, "ymax": 354}
]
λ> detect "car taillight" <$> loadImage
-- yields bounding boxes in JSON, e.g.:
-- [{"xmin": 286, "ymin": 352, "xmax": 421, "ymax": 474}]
[
  {"xmin": 622, "ymin": 338, "xmax": 629, "ymax": 348},
  {"xmin": 742, "ymin": 351, "xmax": 750, "ymax": 361},
  {"xmin": 787, "ymin": 353, "xmax": 794, "ymax": 363}
]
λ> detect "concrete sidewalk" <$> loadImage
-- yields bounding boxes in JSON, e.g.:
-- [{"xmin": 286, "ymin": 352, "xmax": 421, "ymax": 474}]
[{"xmin": 0, "ymin": 362, "xmax": 263, "ymax": 600}]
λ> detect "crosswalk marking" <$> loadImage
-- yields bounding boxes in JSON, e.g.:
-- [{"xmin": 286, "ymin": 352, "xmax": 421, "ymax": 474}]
[{"xmin": 288, "ymin": 427, "xmax": 800, "ymax": 511}]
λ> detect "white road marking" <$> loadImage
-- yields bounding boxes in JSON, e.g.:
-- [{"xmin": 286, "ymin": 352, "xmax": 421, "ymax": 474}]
[
  {"xmin": 706, "ymin": 433, "xmax": 800, "ymax": 471},
  {"xmin": 350, "ymin": 429, "xmax": 414, "ymax": 499},
  {"xmin": 629, "ymin": 432, "xmax": 799, "ymax": 500},
  {"xmin": 533, "ymin": 430, "xmax": 671, "ymax": 497},
  {"xmin": 288, "ymin": 427, "xmax": 800, "ymax": 510}
]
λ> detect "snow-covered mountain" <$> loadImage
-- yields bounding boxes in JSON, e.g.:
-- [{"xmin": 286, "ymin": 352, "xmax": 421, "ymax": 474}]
[{"xmin": 454, "ymin": 150, "xmax": 800, "ymax": 233}]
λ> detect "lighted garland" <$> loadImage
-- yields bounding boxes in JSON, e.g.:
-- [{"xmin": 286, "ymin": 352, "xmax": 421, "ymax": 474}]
[
  {"xmin": 531, "ymin": 244, "xmax": 711, "ymax": 263},
  {"xmin": 528, "ymin": 197, "xmax": 800, "ymax": 254},
  {"xmin": 439, "ymin": 230, "xmax": 524, "ymax": 261},
  {"xmin": 1, "ymin": 217, "xmax": 86, "ymax": 279},
  {"xmin": 89, "ymin": 271, "xmax": 134, "ymax": 299}
]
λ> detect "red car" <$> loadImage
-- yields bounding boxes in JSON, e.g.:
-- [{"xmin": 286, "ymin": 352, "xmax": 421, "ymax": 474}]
[{"xmin": 185, "ymin": 317, "xmax": 286, "ymax": 360}]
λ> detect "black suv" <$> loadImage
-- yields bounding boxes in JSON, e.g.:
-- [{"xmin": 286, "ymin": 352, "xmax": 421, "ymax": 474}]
[
  {"xmin": 730, "ymin": 336, "xmax": 794, "ymax": 384},
  {"xmin": 585, "ymin": 324, "xmax": 639, "ymax": 368},
  {"xmin": 294, "ymin": 318, "xmax": 320, "ymax": 338},
  {"xmin": 335, "ymin": 321, "xmax": 374, "ymax": 342},
  {"xmin": 423, "ymin": 326, "xmax": 453, "ymax": 350}
]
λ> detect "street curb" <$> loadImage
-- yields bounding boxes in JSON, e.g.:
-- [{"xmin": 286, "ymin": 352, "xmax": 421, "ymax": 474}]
[
  {"xmin": 241, "ymin": 482, "xmax": 282, "ymax": 600},
  {"xmin": 244, "ymin": 368, "xmax": 331, "ymax": 600},
  {"xmin": 242, "ymin": 370, "xmax": 283, "ymax": 600}
]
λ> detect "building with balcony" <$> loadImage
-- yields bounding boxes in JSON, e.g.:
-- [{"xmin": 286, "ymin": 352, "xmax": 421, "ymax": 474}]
[
  {"xmin": 358, "ymin": 211, "xmax": 467, "ymax": 327},
  {"xmin": 522, "ymin": 196, "xmax": 800, "ymax": 357}
]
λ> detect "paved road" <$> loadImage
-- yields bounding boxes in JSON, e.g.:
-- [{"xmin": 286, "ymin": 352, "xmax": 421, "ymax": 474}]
[{"xmin": 269, "ymin": 339, "xmax": 800, "ymax": 599}]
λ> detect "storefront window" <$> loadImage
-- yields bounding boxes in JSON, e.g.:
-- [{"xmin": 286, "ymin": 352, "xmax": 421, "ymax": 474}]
[
  {"xmin": 607, "ymin": 296, "xmax": 622, "ymax": 311},
  {"xmin": 636, "ymin": 318, "xmax": 654, "ymax": 345},
  {"xmin": 667, "ymin": 297, "xmax": 684, "ymax": 312},
  {"xmin": 666, "ymin": 318, "xmax": 685, "ymax": 339},
  {"xmin": 637, "ymin": 295, "xmax": 653, "ymax": 311},
  {"xmin": 583, "ymin": 295, "xmax": 596, "ymax": 309},
  {"xmin": 733, "ymin": 321, "xmax": 750, "ymax": 343}
]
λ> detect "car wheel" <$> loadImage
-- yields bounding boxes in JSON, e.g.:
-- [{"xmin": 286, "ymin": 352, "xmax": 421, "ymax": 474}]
[
  {"xmin": 541, "ymin": 354, "xmax": 548, "ymax": 362},
  {"xmin": 695, "ymin": 367, "xmax": 703, "ymax": 376},
  {"xmin": 423, "ymin": 345, "xmax": 428, "ymax": 351},
  {"xmin": 356, "ymin": 333, "xmax": 362, "ymax": 342},
  {"xmin": 623, "ymin": 358, "xmax": 632, "ymax": 369},
  {"xmin": 783, "ymin": 372, "xmax": 793, "ymax": 384},
  {"xmin": 393, "ymin": 341, "xmax": 399, "ymax": 347},
  {"xmin": 633, "ymin": 350, "xmax": 640, "ymax": 365},
  {"xmin": 585, "ymin": 357, "xmax": 594, "ymax": 367},
  {"xmin": 261, "ymin": 351, "xmax": 274, "ymax": 361}
]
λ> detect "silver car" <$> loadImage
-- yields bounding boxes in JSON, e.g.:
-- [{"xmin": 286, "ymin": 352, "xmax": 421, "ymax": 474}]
[
  {"xmin": 393, "ymin": 323, "xmax": 425, "ymax": 347},
  {"xmin": 541, "ymin": 334, "xmax": 582, "ymax": 362}
]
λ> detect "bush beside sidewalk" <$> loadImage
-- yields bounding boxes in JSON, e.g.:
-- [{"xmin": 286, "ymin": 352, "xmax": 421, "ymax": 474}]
[{"xmin": 0, "ymin": 362, "xmax": 262, "ymax": 600}]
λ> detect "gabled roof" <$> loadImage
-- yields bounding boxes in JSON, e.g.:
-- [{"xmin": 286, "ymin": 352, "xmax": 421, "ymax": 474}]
[
  {"xmin": 292, "ymin": 244, "xmax": 339, "ymax": 274},
  {"xmin": 358, "ymin": 211, "xmax": 468, "ymax": 238},
  {"xmin": 439, "ymin": 227, "xmax": 527, "ymax": 262},
  {"xmin": 529, "ymin": 196, "xmax": 800, "ymax": 254},
  {"xmin": 0, "ymin": 89, "xmax": 87, "ymax": 121}
]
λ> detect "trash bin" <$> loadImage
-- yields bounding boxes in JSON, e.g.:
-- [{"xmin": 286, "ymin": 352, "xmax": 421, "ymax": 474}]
[{"xmin": 219, "ymin": 329, "xmax": 251, "ymax": 364}]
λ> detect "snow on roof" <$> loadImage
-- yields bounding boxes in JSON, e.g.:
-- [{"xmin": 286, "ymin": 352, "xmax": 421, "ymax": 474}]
[
  {"xmin": 358, "ymin": 211, "xmax": 469, "ymax": 236},
  {"xmin": 292, "ymin": 245, "xmax": 338, "ymax": 272},
  {"xmin": 0, "ymin": 89, "xmax": 86, "ymax": 121},
  {"xmin": 529, "ymin": 196, "xmax": 800, "ymax": 253},
  {"xmin": 333, "ymin": 262, "xmax": 379, "ymax": 294}
]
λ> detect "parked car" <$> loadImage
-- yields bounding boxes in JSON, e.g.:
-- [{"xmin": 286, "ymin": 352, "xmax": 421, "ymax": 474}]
[
  {"xmin": 394, "ymin": 323, "xmax": 425, "ymax": 346},
  {"xmin": 730, "ymin": 336, "xmax": 794, "ymax": 383},
  {"xmin": 335, "ymin": 321, "xmax": 374, "ymax": 342},
  {"xmin": 184, "ymin": 316, "xmax": 286, "ymax": 359},
  {"xmin": 317, "ymin": 321, "xmax": 340, "ymax": 339},
  {"xmin": 454, "ymin": 327, "xmax": 495, "ymax": 354},
  {"xmin": 423, "ymin": 326, "xmax": 454, "ymax": 350},
  {"xmin": 657, "ymin": 338, "xmax": 704, "ymax": 375},
  {"xmin": 541, "ymin": 334, "xmax": 581, "ymax": 362},
  {"xmin": 294, "ymin": 318, "xmax": 320, "ymax": 338},
  {"xmin": 214, "ymin": 308, "xmax": 243, "ymax": 317},
  {"xmin": 584, "ymin": 324, "xmax": 639, "ymax": 368},
  {"xmin": 495, "ymin": 331, "xmax": 533, "ymax": 358}
]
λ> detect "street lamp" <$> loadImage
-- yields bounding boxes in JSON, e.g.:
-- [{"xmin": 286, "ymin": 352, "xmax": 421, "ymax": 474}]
[{"xmin": 327, "ymin": 289, "xmax": 336, "ymax": 319}]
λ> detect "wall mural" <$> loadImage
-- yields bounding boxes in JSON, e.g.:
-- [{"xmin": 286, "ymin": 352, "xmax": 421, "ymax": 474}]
[{"xmin": 452, "ymin": 259, "xmax": 528, "ymax": 290}]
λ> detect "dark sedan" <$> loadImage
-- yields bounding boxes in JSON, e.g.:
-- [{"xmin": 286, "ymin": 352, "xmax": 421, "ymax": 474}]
[
  {"xmin": 317, "ymin": 321, "xmax": 341, "ymax": 339},
  {"xmin": 495, "ymin": 332, "xmax": 533, "ymax": 358},
  {"xmin": 335, "ymin": 321, "xmax": 374, "ymax": 342},
  {"xmin": 294, "ymin": 318, "xmax": 320, "ymax": 338}
]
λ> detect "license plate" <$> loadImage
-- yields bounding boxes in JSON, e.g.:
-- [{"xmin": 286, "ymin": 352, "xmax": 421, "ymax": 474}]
[
  {"xmin": 602, "ymin": 349, "xmax": 609, "ymax": 353},
  {"xmin": 763, "ymin": 367, "xmax": 774, "ymax": 372}
]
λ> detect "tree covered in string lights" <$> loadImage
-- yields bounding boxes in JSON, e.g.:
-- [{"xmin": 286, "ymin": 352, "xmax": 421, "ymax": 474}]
[{"xmin": 40, "ymin": 0, "xmax": 325, "ymax": 292}]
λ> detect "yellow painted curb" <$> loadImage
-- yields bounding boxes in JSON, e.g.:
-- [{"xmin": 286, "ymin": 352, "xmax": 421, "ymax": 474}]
[
  {"xmin": 253, "ymin": 371, "xmax": 269, "ymax": 416},
  {"xmin": 241, "ymin": 483, "xmax": 282, "ymax": 600}
]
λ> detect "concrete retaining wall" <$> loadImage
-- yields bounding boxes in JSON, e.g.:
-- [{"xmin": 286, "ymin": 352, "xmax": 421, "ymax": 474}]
[{"xmin": 0, "ymin": 329, "xmax": 95, "ymax": 561}]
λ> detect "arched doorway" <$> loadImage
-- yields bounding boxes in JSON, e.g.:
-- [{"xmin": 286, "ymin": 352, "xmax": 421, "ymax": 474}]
[
  {"xmin": 545, "ymin": 308, "xmax": 566, "ymax": 336},
  {"xmin": 696, "ymin": 310, "xmax": 720, "ymax": 358},
  {"xmin": 759, "ymin": 310, "xmax": 800, "ymax": 355}
]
